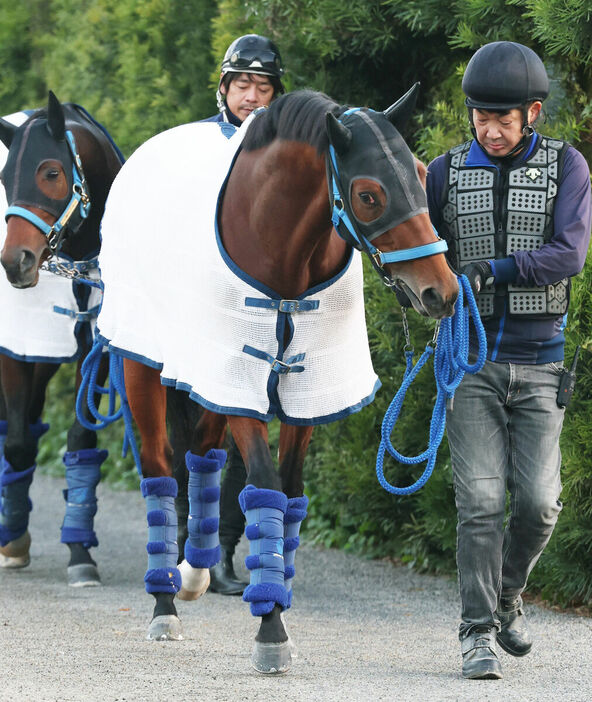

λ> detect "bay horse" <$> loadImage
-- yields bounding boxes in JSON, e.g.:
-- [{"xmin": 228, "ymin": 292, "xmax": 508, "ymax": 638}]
[
  {"xmin": 0, "ymin": 92, "xmax": 123, "ymax": 585},
  {"xmin": 90, "ymin": 87, "xmax": 458, "ymax": 672}
]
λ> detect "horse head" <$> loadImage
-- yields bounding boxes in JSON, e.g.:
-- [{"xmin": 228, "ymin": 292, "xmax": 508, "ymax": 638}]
[
  {"xmin": 326, "ymin": 85, "xmax": 458, "ymax": 319},
  {"xmin": 0, "ymin": 91, "xmax": 92, "ymax": 288}
]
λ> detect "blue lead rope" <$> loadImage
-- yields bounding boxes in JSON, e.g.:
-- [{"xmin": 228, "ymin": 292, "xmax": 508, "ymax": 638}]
[
  {"xmin": 76, "ymin": 342, "xmax": 142, "ymax": 475},
  {"xmin": 376, "ymin": 275, "xmax": 486, "ymax": 495}
]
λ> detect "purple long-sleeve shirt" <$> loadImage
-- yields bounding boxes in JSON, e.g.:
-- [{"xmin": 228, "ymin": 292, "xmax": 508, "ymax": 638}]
[{"xmin": 427, "ymin": 134, "xmax": 592, "ymax": 364}]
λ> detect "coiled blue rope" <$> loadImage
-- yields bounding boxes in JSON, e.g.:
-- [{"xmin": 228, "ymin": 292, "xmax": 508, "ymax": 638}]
[
  {"xmin": 376, "ymin": 275, "xmax": 487, "ymax": 495},
  {"xmin": 76, "ymin": 341, "xmax": 142, "ymax": 475}
]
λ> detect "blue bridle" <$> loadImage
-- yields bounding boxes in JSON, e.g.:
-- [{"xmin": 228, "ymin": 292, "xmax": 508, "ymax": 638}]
[
  {"xmin": 327, "ymin": 108, "xmax": 447, "ymax": 287},
  {"xmin": 5, "ymin": 130, "xmax": 91, "ymax": 253}
]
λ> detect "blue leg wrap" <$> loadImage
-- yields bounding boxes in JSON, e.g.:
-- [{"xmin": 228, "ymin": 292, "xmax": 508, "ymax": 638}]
[
  {"xmin": 60, "ymin": 448, "xmax": 107, "ymax": 549},
  {"xmin": 141, "ymin": 476, "xmax": 181, "ymax": 594},
  {"xmin": 0, "ymin": 456, "xmax": 35, "ymax": 546},
  {"xmin": 0, "ymin": 419, "xmax": 48, "ymax": 546},
  {"xmin": 184, "ymin": 449, "xmax": 226, "ymax": 568},
  {"xmin": 0, "ymin": 420, "xmax": 7, "ymax": 458},
  {"xmin": 29, "ymin": 420, "xmax": 50, "ymax": 441},
  {"xmin": 240, "ymin": 484, "xmax": 289, "ymax": 616},
  {"xmin": 283, "ymin": 495, "xmax": 308, "ymax": 609}
]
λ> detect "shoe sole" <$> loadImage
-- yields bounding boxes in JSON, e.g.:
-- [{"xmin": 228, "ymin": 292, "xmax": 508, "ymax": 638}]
[
  {"xmin": 496, "ymin": 636, "xmax": 532, "ymax": 657},
  {"xmin": 463, "ymin": 670, "xmax": 503, "ymax": 680}
]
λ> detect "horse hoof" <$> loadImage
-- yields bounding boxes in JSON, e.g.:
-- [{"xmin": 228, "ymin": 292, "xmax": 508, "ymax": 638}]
[
  {"xmin": 251, "ymin": 640, "xmax": 292, "ymax": 674},
  {"xmin": 147, "ymin": 615, "xmax": 183, "ymax": 641},
  {"xmin": 280, "ymin": 612, "xmax": 298, "ymax": 658},
  {"xmin": 67, "ymin": 563, "xmax": 101, "ymax": 588},
  {"xmin": 0, "ymin": 531, "xmax": 31, "ymax": 569},
  {"xmin": 177, "ymin": 559, "xmax": 210, "ymax": 601}
]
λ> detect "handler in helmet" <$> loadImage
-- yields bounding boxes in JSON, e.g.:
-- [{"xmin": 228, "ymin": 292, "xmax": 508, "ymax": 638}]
[
  {"xmin": 203, "ymin": 33, "xmax": 285, "ymax": 126},
  {"xmin": 426, "ymin": 41, "xmax": 591, "ymax": 680},
  {"xmin": 201, "ymin": 34, "xmax": 285, "ymax": 595}
]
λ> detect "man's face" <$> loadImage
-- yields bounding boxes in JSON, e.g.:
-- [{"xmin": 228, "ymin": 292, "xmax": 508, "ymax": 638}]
[
  {"xmin": 473, "ymin": 103, "xmax": 541, "ymax": 157},
  {"xmin": 220, "ymin": 73, "xmax": 274, "ymax": 122}
]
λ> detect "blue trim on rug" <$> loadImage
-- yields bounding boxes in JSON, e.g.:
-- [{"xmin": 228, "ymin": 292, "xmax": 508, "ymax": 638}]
[
  {"xmin": 98, "ymin": 338, "xmax": 381, "ymax": 426},
  {"xmin": 0, "ymin": 345, "xmax": 78, "ymax": 364}
]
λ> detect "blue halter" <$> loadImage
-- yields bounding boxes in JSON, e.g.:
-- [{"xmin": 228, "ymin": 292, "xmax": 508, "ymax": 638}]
[
  {"xmin": 5, "ymin": 130, "xmax": 91, "ymax": 253},
  {"xmin": 327, "ymin": 108, "xmax": 447, "ymax": 287}
]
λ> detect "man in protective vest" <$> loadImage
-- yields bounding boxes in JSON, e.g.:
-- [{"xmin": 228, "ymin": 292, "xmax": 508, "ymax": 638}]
[{"xmin": 426, "ymin": 41, "xmax": 591, "ymax": 680}]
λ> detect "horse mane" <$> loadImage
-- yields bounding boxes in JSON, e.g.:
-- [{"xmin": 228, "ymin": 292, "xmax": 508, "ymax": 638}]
[{"xmin": 242, "ymin": 90, "xmax": 344, "ymax": 155}]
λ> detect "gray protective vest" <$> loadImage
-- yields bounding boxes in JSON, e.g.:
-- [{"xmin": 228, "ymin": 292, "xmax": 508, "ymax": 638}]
[{"xmin": 440, "ymin": 136, "xmax": 569, "ymax": 318}]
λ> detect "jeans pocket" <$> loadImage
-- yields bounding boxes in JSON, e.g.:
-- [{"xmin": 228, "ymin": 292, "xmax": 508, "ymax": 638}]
[{"xmin": 548, "ymin": 361, "xmax": 564, "ymax": 376}]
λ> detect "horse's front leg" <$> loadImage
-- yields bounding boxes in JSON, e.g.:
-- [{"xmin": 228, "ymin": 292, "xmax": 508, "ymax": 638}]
[
  {"xmin": 124, "ymin": 359, "xmax": 181, "ymax": 641},
  {"xmin": 0, "ymin": 356, "xmax": 57, "ymax": 568},
  {"xmin": 227, "ymin": 416, "xmax": 305, "ymax": 674},
  {"xmin": 59, "ymin": 350, "xmax": 110, "ymax": 587}
]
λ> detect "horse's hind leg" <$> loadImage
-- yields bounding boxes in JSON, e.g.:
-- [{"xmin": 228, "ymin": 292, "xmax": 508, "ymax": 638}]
[
  {"xmin": 124, "ymin": 359, "xmax": 182, "ymax": 641},
  {"xmin": 0, "ymin": 356, "xmax": 57, "ymax": 568},
  {"xmin": 176, "ymin": 409, "xmax": 228, "ymax": 601},
  {"xmin": 60, "ymin": 351, "xmax": 109, "ymax": 587}
]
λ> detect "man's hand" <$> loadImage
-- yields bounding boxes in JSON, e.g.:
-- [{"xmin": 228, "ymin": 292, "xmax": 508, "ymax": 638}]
[{"xmin": 459, "ymin": 261, "xmax": 494, "ymax": 296}]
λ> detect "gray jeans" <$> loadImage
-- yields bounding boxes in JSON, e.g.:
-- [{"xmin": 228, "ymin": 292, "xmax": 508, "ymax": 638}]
[{"xmin": 446, "ymin": 359, "xmax": 564, "ymax": 636}]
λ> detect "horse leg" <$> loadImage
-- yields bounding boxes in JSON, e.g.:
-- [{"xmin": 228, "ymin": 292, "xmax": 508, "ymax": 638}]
[
  {"xmin": 176, "ymin": 409, "xmax": 228, "ymax": 601},
  {"xmin": 278, "ymin": 425, "xmax": 313, "ymax": 659},
  {"xmin": 226, "ymin": 416, "xmax": 297, "ymax": 673},
  {"xmin": 165, "ymin": 388, "xmax": 202, "ymax": 562},
  {"xmin": 60, "ymin": 351, "xmax": 109, "ymax": 587},
  {"xmin": 0, "ymin": 356, "xmax": 55, "ymax": 568},
  {"xmin": 124, "ymin": 359, "xmax": 181, "ymax": 641}
]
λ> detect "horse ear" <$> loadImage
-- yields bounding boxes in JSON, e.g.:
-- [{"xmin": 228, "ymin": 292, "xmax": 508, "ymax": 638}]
[
  {"xmin": 384, "ymin": 82, "xmax": 420, "ymax": 133},
  {"xmin": 0, "ymin": 118, "xmax": 17, "ymax": 148},
  {"xmin": 326, "ymin": 112, "xmax": 353, "ymax": 156},
  {"xmin": 47, "ymin": 90, "xmax": 66, "ymax": 141}
]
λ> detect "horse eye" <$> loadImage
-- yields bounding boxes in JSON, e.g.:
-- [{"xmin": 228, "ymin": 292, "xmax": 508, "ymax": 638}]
[
  {"xmin": 359, "ymin": 192, "xmax": 376, "ymax": 206},
  {"xmin": 46, "ymin": 169, "xmax": 60, "ymax": 180}
]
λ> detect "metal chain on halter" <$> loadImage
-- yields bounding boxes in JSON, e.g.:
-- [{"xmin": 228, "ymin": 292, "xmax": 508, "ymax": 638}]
[{"xmin": 40, "ymin": 256, "xmax": 103, "ymax": 289}]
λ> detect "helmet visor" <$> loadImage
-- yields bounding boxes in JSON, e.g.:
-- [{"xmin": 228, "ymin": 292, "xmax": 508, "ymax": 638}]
[{"xmin": 227, "ymin": 48, "xmax": 282, "ymax": 74}]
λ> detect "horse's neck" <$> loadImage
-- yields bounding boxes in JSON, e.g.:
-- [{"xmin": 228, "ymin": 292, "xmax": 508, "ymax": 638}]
[
  {"xmin": 60, "ymin": 114, "xmax": 122, "ymax": 261},
  {"xmin": 220, "ymin": 141, "xmax": 349, "ymax": 298}
]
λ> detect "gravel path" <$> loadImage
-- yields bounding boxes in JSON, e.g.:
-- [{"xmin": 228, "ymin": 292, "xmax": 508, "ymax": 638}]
[{"xmin": 0, "ymin": 474, "xmax": 590, "ymax": 701}]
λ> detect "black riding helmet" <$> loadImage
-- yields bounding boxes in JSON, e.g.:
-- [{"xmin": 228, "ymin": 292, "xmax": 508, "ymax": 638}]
[
  {"xmin": 216, "ymin": 34, "xmax": 285, "ymax": 116},
  {"xmin": 221, "ymin": 34, "xmax": 284, "ymax": 82},
  {"xmin": 462, "ymin": 41, "xmax": 549, "ymax": 111}
]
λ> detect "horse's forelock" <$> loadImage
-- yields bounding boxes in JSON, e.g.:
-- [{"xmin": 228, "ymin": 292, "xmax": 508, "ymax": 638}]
[{"xmin": 242, "ymin": 91, "xmax": 342, "ymax": 155}]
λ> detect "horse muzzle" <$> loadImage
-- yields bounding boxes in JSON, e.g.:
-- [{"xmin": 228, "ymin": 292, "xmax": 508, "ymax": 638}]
[
  {"xmin": 1, "ymin": 246, "xmax": 41, "ymax": 288},
  {"xmin": 399, "ymin": 279, "xmax": 458, "ymax": 320}
]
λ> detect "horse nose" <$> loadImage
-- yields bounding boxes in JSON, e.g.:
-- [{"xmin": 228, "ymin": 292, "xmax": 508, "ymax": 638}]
[
  {"xmin": 420, "ymin": 286, "xmax": 457, "ymax": 319},
  {"xmin": 1, "ymin": 248, "xmax": 37, "ymax": 286}
]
